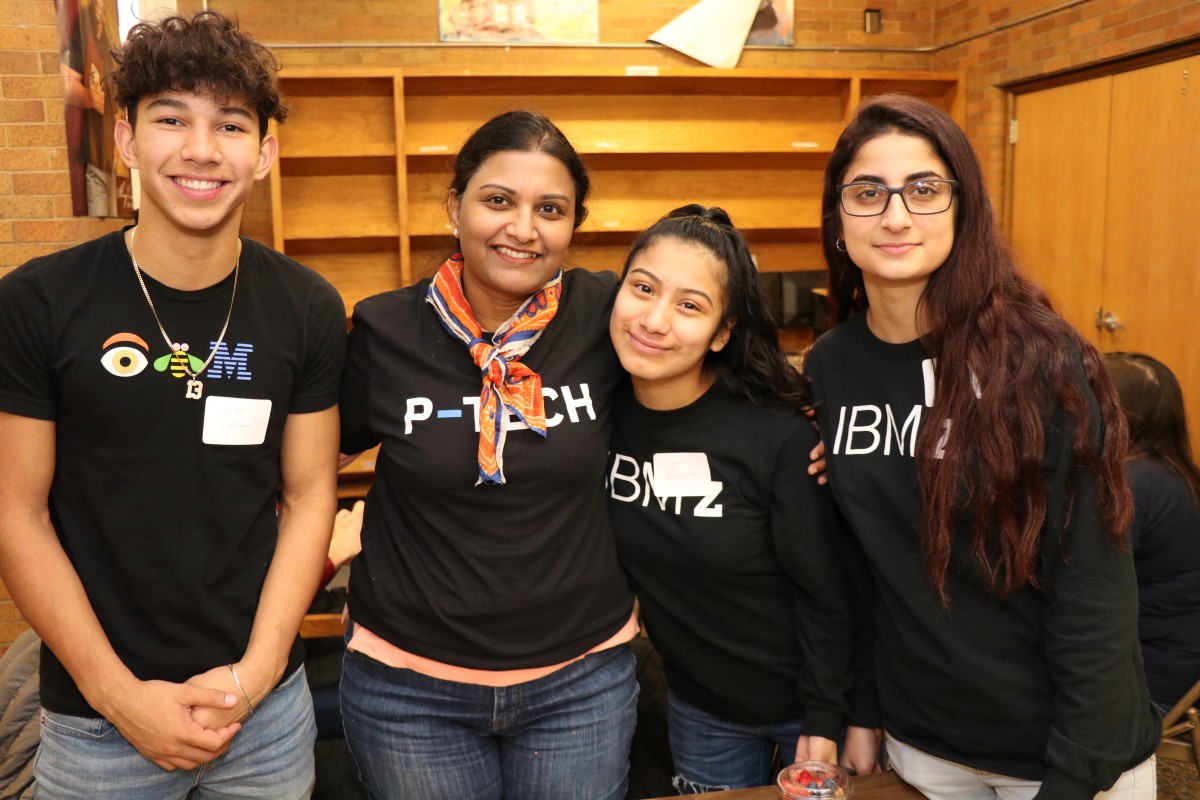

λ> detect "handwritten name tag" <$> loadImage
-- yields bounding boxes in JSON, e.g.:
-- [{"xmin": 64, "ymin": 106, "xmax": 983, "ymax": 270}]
[
  {"xmin": 652, "ymin": 452, "xmax": 715, "ymax": 498},
  {"xmin": 202, "ymin": 396, "xmax": 272, "ymax": 445}
]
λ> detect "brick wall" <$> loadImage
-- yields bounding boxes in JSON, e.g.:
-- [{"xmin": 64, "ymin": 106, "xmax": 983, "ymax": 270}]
[
  {"xmin": 931, "ymin": 0, "xmax": 1200, "ymax": 213},
  {"xmin": 218, "ymin": 0, "xmax": 935, "ymax": 54},
  {"xmin": 0, "ymin": 0, "xmax": 123, "ymax": 283},
  {"xmin": 218, "ymin": 0, "xmax": 935, "ymax": 71}
]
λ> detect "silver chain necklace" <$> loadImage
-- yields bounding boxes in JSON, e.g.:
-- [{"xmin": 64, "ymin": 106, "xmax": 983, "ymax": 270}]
[{"xmin": 128, "ymin": 227, "xmax": 239, "ymax": 400}]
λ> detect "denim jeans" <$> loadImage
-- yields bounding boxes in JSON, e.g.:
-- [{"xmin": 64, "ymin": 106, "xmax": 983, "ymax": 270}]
[
  {"xmin": 667, "ymin": 690, "xmax": 805, "ymax": 794},
  {"xmin": 885, "ymin": 732, "xmax": 1157, "ymax": 800},
  {"xmin": 35, "ymin": 666, "xmax": 316, "ymax": 799},
  {"xmin": 340, "ymin": 644, "xmax": 638, "ymax": 800}
]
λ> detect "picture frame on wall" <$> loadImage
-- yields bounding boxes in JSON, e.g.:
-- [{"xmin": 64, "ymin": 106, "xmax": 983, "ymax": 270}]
[
  {"xmin": 746, "ymin": 0, "xmax": 793, "ymax": 46},
  {"xmin": 439, "ymin": 0, "xmax": 599, "ymax": 43},
  {"xmin": 55, "ymin": 0, "xmax": 133, "ymax": 217}
]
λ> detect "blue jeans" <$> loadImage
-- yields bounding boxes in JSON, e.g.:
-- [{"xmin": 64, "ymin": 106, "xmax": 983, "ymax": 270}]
[
  {"xmin": 667, "ymin": 690, "xmax": 805, "ymax": 794},
  {"xmin": 35, "ymin": 666, "xmax": 316, "ymax": 799},
  {"xmin": 340, "ymin": 644, "xmax": 639, "ymax": 800}
]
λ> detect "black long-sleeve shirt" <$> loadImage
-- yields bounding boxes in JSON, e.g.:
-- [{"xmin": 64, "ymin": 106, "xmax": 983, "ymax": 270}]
[
  {"xmin": 608, "ymin": 383, "xmax": 857, "ymax": 740},
  {"xmin": 1128, "ymin": 457, "xmax": 1200, "ymax": 710},
  {"xmin": 806, "ymin": 313, "xmax": 1159, "ymax": 800}
]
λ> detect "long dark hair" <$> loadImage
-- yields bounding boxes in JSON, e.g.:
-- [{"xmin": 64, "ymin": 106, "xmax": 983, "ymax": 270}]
[
  {"xmin": 1107, "ymin": 352, "xmax": 1200, "ymax": 501},
  {"xmin": 820, "ymin": 95, "xmax": 1132, "ymax": 602},
  {"xmin": 621, "ymin": 204, "xmax": 812, "ymax": 411},
  {"xmin": 450, "ymin": 110, "xmax": 589, "ymax": 229}
]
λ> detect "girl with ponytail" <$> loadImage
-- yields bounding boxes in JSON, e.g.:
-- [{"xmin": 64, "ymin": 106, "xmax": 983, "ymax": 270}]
[{"xmin": 607, "ymin": 205, "xmax": 869, "ymax": 791}]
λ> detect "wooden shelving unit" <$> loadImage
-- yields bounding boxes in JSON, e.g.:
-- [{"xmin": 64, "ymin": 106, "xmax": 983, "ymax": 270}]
[
  {"xmin": 269, "ymin": 66, "xmax": 962, "ymax": 318},
  {"xmin": 269, "ymin": 71, "xmax": 408, "ymax": 316}
]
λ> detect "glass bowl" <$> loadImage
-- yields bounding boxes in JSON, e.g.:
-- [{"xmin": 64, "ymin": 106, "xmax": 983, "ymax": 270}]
[{"xmin": 777, "ymin": 760, "xmax": 854, "ymax": 799}]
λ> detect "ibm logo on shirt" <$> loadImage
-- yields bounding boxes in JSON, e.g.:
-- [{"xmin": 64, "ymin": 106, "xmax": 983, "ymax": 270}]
[{"xmin": 206, "ymin": 343, "xmax": 254, "ymax": 381}]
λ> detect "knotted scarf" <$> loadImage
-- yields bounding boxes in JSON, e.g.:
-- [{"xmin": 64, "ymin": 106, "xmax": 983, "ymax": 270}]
[{"xmin": 425, "ymin": 254, "xmax": 564, "ymax": 485}]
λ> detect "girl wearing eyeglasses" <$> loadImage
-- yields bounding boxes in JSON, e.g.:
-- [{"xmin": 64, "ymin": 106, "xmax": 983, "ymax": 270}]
[{"xmin": 804, "ymin": 94, "xmax": 1160, "ymax": 799}]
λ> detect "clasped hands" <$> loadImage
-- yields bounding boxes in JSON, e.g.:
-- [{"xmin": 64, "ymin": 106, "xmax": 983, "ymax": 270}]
[{"xmin": 101, "ymin": 660, "xmax": 265, "ymax": 773}]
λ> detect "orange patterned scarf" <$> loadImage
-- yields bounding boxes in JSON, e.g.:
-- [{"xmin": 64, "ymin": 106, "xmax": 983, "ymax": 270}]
[{"xmin": 425, "ymin": 254, "xmax": 564, "ymax": 485}]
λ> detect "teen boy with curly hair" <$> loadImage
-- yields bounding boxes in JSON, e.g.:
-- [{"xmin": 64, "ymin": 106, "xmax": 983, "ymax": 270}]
[{"xmin": 0, "ymin": 12, "xmax": 345, "ymax": 797}]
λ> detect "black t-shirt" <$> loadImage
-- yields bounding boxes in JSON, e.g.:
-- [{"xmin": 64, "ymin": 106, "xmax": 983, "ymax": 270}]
[
  {"xmin": 1128, "ymin": 458, "xmax": 1200, "ymax": 709},
  {"xmin": 608, "ymin": 382, "xmax": 852, "ymax": 738},
  {"xmin": 0, "ymin": 230, "xmax": 347, "ymax": 716},
  {"xmin": 340, "ymin": 268, "xmax": 634, "ymax": 669},
  {"xmin": 805, "ymin": 312, "xmax": 1159, "ymax": 799}
]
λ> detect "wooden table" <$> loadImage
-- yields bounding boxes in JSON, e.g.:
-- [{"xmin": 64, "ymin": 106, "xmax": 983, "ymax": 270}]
[{"xmin": 648, "ymin": 770, "xmax": 925, "ymax": 799}]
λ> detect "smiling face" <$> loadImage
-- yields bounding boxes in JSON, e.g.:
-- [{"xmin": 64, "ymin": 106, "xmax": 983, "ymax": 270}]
[
  {"xmin": 838, "ymin": 131, "xmax": 956, "ymax": 300},
  {"xmin": 447, "ymin": 149, "xmax": 576, "ymax": 330},
  {"xmin": 609, "ymin": 237, "xmax": 732, "ymax": 410},
  {"xmin": 115, "ymin": 89, "xmax": 275, "ymax": 238}
]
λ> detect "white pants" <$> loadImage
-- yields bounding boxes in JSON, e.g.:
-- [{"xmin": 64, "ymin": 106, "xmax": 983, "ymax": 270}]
[{"xmin": 885, "ymin": 732, "xmax": 1156, "ymax": 800}]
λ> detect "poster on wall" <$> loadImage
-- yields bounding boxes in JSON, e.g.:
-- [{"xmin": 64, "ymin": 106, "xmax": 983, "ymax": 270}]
[
  {"xmin": 439, "ymin": 0, "xmax": 599, "ymax": 43},
  {"xmin": 55, "ymin": 0, "xmax": 133, "ymax": 217},
  {"xmin": 746, "ymin": 0, "xmax": 793, "ymax": 46}
]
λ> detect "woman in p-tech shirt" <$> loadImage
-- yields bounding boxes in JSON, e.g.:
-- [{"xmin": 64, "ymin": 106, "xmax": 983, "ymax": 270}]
[
  {"xmin": 338, "ymin": 111, "xmax": 638, "ymax": 800},
  {"xmin": 606, "ymin": 205, "xmax": 875, "ymax": 792},
  {"xmin": 804, "ymin": 95, "xmax": 1160, "ymax": 800}
]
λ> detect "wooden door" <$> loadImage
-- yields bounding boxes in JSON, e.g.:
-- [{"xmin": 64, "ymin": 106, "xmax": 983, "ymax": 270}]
[
  {"xmin": 1011, "ymin": 77, "xmax": 1112, "ymax": 346},
  {"xmin": 1101, "ymin": 55, "xmax": 1200, "ymax": 454},
  {"xmin": 1010, "ymin": 55, "xmax": 1200, "ymax": 455}
]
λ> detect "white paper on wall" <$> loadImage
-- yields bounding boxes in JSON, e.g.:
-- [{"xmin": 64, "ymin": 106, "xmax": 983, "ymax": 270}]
[{"xmin": 647, "ymin": 0, "xmax": 761, "ymax": 69}]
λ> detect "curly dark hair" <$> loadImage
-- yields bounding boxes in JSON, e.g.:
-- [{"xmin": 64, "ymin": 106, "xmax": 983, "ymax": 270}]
[
  {"xmin": 112, "ymin": 10, "xmax": 286, "ymax": 138},
  {"xmin": 620, "ymin": 204, "xmax": 812, "ymax": 412}
]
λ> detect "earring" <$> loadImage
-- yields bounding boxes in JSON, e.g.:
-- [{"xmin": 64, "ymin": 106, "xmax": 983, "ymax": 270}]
[
  {"xmin": 835, "ymin": 238, "xmax": 846, "ymax": 253},
  {"xmin": 452, "ymin": 227, "xmax": 459, "ymax": 238}
]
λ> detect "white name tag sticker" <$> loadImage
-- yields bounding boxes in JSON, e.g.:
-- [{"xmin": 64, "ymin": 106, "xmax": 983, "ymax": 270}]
[
  {"xmin": 652, "ymin": 452, "xmax": 714, "ymax": 498},
  {"xmin": 202, "ymin": 396, "xmax": 272, "ymax": 445}
]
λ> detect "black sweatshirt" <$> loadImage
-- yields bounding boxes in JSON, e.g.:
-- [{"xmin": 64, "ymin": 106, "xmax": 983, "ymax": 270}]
[
  {"xmin": 1128, "ymin": 458, "xmax": 1200, "ymax": 710},
  {"xmin": 608, "ymin": 382, "xmax": 857, "ymax": 740},
  {"xmin": 805, "ymin": 313, "xmax": 1159, "ymax": 800}
]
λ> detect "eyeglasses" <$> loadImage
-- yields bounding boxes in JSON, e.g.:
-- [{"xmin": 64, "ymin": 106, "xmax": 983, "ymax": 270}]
[{"xmin": 837, "ymin": 180, "xmax": 958, "ymax": 217}]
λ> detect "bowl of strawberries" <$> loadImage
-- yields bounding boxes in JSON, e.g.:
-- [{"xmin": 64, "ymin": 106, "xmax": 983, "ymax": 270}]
[{"xmin": 777, "ymin": 761, "xmax": 854, "ymax": 798}]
